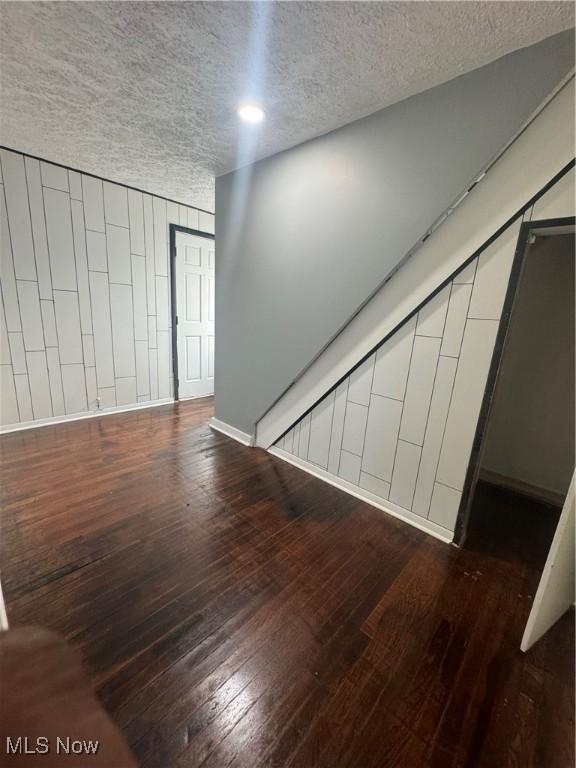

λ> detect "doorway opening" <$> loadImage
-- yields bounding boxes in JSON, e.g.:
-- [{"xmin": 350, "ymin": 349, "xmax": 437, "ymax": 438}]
[
  {"xmin": 169, "ymin": 225, "xmax": 215, "ymax": 400},
  {"xmin": 455, "ymin": 218, "xmax": 575, "ymax": 574}
]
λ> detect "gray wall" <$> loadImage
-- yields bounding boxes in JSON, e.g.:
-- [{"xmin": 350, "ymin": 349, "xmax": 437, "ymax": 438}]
[
  {"xmin": 482, "ymin": 234, "xmax": 575, "ymax": 497},
  {"xmin": 215, "ymin": 31, "xmax": 575, "ymax": 435}
]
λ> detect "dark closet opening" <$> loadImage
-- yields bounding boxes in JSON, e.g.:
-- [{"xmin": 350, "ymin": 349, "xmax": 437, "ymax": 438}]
[{"xmin": 457, "ymin": 223, "xmax": 575, "ymax": 572}]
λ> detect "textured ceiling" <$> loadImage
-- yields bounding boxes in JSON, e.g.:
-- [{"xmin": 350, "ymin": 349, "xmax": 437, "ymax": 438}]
[{"xmin": 0, "ymin": 2, "xmax": 573, "ymax": 211}]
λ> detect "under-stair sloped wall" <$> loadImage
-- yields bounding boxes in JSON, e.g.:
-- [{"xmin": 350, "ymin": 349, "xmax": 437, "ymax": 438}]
[
  {"xmin": 257, "ymin": 79, "xmax": 575, "ymax": 449},
  {"xmin": 270, "ymin": 165, "xmax": 575, "ymax": 541},
  {"xmin": 215, "ymin": 33, "xmax": 575, "ymax": 439}
]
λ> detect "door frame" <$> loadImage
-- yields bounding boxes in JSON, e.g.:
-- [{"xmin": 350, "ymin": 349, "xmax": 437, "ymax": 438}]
[
  {"xmin": 453, "ymin": 215, "xmax": 575, "ymax": 545},
  {"xmin": 169, "ymin": 224, "xmax": 215, "ymax": 401}
]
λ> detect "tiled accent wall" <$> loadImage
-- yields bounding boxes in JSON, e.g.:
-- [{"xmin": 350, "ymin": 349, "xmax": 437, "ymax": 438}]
[
  {"xmin": 0, "ymin": 148, "xmax": 214, "ymax": 429},
  {"xmin": 275, "ymin": 207, "xmax": 542, "ymax": 536}
]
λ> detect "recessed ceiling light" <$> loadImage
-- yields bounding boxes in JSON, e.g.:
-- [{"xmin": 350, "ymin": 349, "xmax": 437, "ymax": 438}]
[{"xmin": 237, "ymin": 104, "xmax": 265, "ymax": 124}]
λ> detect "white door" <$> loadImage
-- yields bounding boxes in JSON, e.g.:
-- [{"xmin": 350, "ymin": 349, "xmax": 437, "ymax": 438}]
[
  {"xmin": 521, "ymin": 471, "xmax": 575, "ymax": 651},
  {"xmin": 175, "ymin": 231, "xmax": 215, "ymax": 398}
]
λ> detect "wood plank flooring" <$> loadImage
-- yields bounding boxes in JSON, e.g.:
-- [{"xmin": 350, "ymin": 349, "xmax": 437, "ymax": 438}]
[{"xmin": 1, "ymin": 399, "xmax": 573, "ymax": 768}]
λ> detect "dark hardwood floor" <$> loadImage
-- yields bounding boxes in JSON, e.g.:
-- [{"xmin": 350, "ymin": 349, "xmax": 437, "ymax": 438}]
[{"xmin": 1, "ymin": 399, "xmax": 573, "ymax": 768}]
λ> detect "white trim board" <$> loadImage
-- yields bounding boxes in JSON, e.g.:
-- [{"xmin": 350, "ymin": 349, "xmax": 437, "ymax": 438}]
[
  {"xmin": 521, "ymin": 471, "xmax": 575, "ymax": 652},
  {"xmin": 210, "ymin": 418, "xmax": 254, "ymax": 447},
  {"xmin": 0, "ymin": 578, "xmax": 8, "ymax": 631},
  {"xmin": 269, "ymin": 446, "xmax": 453, "ymax": 544},
  {"xmin": 0, "ymin": 397, "xmax": 174, "ymax": 434},
  {"xmin": 256, "ymin": 80, "xmax": 575, "ymax": 449}
]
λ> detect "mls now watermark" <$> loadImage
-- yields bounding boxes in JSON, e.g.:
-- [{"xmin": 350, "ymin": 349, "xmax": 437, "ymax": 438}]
[{"xmin": 5, "ymin": 736, "xmax": 100, "ymax": 756}]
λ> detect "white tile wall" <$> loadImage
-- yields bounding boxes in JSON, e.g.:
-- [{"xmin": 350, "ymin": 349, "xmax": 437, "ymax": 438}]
[
  {"xmin": 86, "ymin": 230, "xmax": 108, "ymax": 272},
  {"xmin": 132, "ymin": 255, "xmax": 148, "ymax": 342},
  {"xmin": 26, "ymin": 350, "xmax": 52, "ymax": 419},
  {"xmin": 372, "ymin": 315, "xmax": 416, "ymax": 400},
  {"xmin": 347, "ymin": 355, "xmax": 374, "ymax": 406},
  {"xmin": 98, "ymin": 386, "xmax": 116, "ymax": 408},
  {"xmin": 8, "ymin": 332, "xmax": 26, "ymax": 374},
  {"xmin": 338, "ymin": 450, "xmax": 362, "ymax": 484},
  {"xmin": 361, "ymin": 395, "xmax": 402, "ymax": 482},
  {"xmin": 61, "ymin": 363, "xmax": 88, "ymax": 414},
  {"xmin": 82, "ymin": 334, "xmax": 95, "ymax": 367},
  {"xmin": 415, "ymin": 284, "xmax": 450, "ymax": 337},
  {"xmin": 532, "ymin": 169, "xmax": 574, "ymax": 220},
  {"xmin": 440, "ymin": 283, "xmax": 472, "ymax": 357},
  {"xmin": 46, "ymin": 347, "xmax": 65, "ymax": 416},
  {"xmin": 41, "ymin": 161, "xmax": 69, "ymax": 192},
  {"xmin": 0, "ymin": 148, "xmax": 214, "ymax": 428},
  {"xmin": 82, "ymin": 175, "xmax": 105, "ymax": 232},
  {"xmin": 341, "ymin": 401, "xmax": 368, "ymax": 456},
  {"xmin": 327, "ymin": 381, "xmax": 347, "ymax": 474},
  {"xmin": 110, "ymin": 283, "xmax": 136, "ymax": 378},
  {"xmin": 107, "ymin": 224, "xmax": 131, "ymax": 284},
  {"xmin": 468, "ymin": 222, "xmax": 520, "ymax": 320},
  {"xmin": 411, "ymin": 356, "xmax": 457, "ymax": 518},
  {"xmin": 399, "ymin": 335, "xmax": 441, "ymax": 445},
  {"xmin": 452, "ymin": 258, "xmax": 477, "ymax": 285},
  {"xmin": 44, "ymin": 187, "xmax": 77, "ymax": 291},
  {"xmin": 85, "ymin": 366, "xmax": 98, "ymax": 408},
  {"xmin": 70, "ymin": 200, "xmax": 92, "ymax": 333},
  {"xmin": 389, "ymin": 440, "xmax": 421, "ymax": 509},
  {"xmin": 157, "ymin": 331, "xmax": 171, "ymax": 399},
  {"xmin": 0, "ymin": 364, "xmax": 19, "ymax": 423},
  {"xmin": 272, "ymin": 188, "xmax": 568, "ymax": 535},
  {"xmin": 14, "ymin": 373, "xmax": 33, "ymax": 420},
  {"xmin": 0, "ymin": 296, "xmax": 10, "ymax": 363},
  {"xmin": 359, "ymin": 471, "xmax": 391, "ymax": 500},
  {"xmin": 116, "ymin": 376, "xmax": 137, "ymax": 406},
  {"xmin": 128, "ymin": 189, "xmax": 145, "ymax": 256},
  {"xmin": 68, "ymin": 170, "xmax": 82, "ymax": 201},
  {"xmin": 428, "ymin": 483, "xmax": 462, "ymax": 530},
  {"xmin": 103, "ymin": 182, "xmax": 129, "ymax": 228},
  {"xmin": 1, "ymin": 184, "xmax": 21, "ymax": 331},
  {"xmin": 436, "ymin": 318, "xmax": 499, "ymax": 491},
  {"xmin": 89, "ymin": 271, "xmax": 115, "ymax": 389},
  {"xmin": 1, "ymin": 151, "xmax": 36, "ymax": 281},
  {"xmin": 135, "ymin": 340, "xmax": 150, "ymax": 397},
  {"xmin": 25, "ymin": 158, "xmax": 53, "ymax": 299},
  {"xmin": 17, "ymin": 281, "xmax": 44, "ymax": 351},
  {"xmin": 308, "ymin": 391, "xmax": 335, "ymax": 468},
  {"xmin": 53, "ymin": 290, "xmax": 82, "ymax": 364}
]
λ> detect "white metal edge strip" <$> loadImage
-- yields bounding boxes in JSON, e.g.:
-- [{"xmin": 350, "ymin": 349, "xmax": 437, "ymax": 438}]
[
  {"xmin": 256, "ymin": 81, "xmax": 575, "ymax": 448},
  {"xmin": 269, "ymin": 446, "xmax": 453, "ymax": 544},
  {"xmin": 0, "ymin": 397, "xmax": 174, "ymax": 434},
  {"xmin": 0, "ymin": 579, "xmax": 8, "ymax": 630},
  {"xmin": 521, "ymin": 471, "xmax": 575, "ymax": 652},
  {"xmin": 210, "ymin": 417, "xmax": 254, "ymax": 447}
]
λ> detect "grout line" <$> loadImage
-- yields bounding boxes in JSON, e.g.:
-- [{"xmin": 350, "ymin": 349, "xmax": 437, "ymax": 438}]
[
  {"xmin": 359, "ymin": 354, "xmax": 377, "ymax": 464},
  {"xmin": 435, "ymin": 479, "xmax": 462, "ymax": 494},
  {"xmin": 369, "ymin": 392, "xmax": 404, "ymax": 403},
  {"xmin": 2, "ymin": 175, "xmax": 24, "ymax": 422},
  {"xmin": 389, "ymin": 322, "xmax": 416, "ymax": 489},
  {"xmin": 41, "ymin": 182, "xmax": 69, "ymax": 195},
  {"xmin": 426, "ymin": 354, "xmax": 459, "ymax": 520}
]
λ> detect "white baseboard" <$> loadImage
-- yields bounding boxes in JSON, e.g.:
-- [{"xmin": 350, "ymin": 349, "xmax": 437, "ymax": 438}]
[
  {"xmin": 269, "ymin": 446, "xmax": 453, "ymax": 543},
  {"xmin": 210, "ymin": 418, "xmax": 254, "ymax": 447},
  {"xmin": 179, "ymin": 393, "xmax": 214, "ymax": 401},
  {"xmin": 479, "ymin": 468, "xmax": 565, "ymax": 508},
  {"xmin": 0, "ymin": 397, "xmax": 174, "ymax": 434}
]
